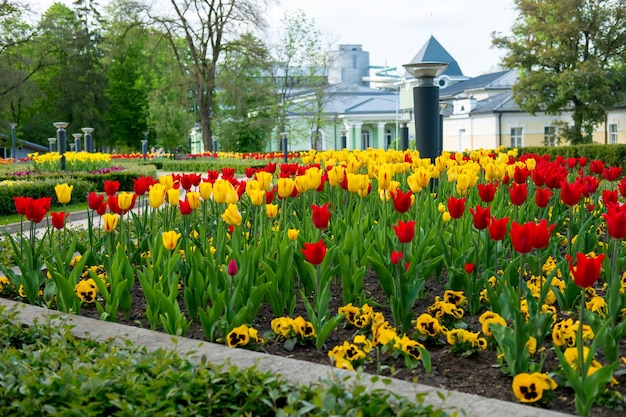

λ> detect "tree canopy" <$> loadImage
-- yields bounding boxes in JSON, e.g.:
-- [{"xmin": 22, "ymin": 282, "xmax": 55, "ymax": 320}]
[{"xmin": 493, "ymin": 0, "xmax": 626, "ymax": 144}]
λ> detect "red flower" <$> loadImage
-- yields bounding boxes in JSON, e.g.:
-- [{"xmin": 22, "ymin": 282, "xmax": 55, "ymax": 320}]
[
  {"xmin": 107, "ymin": 195, "xmax": 122, "ymax": 215},
  {"xmin": 265, "ymin": 188, "xmax": 275, "ymax": 204},
  {"xmin": 566, "ymin": 252, "xmax": 605, "ymax": 288},
  {"xmin": 509, "ymin": 221, "xmax": 535, "ymax": 254},
  {"xmin": 477, "ymin": 182, "xmax": 497, "ymax": 203},
  {"xmin": 469, "ymin": 205, "xmax": 490, "ymax": 230},
  {"xmin": 179, "ymin": 198, "xmax": 193, "ymax": 215},
  {"xmin": 103, "ymin": 180, "xmax": 120, "ymax": 196},
  {"xmin": 602, "ymin": 189, "xmax": 619, "ymax": 206},
  {"xmin": 534, "ymin": 187, "xmax": 553, "ymax": 208},
  {"xmin": 619, "ymin": 178, "xmax": 626, "ymax": 199},
  {"xmin": 221, "ymin": 167, "xmax": 236, "ymax": 180},
  {"xmin": 602, "ymin": 203, "xmax": 626, "ymax": 239},
  {"xmin": 488, "ymin": 216, "xmax": 509, "ymax": 241},
  {"xmin": 51, "ymin": 211, "xmax": 69, "ymax": 230},
  {"xmin": 579, "ymin": 175, "xmax": 600, "ymax": 198},
  {"xmin": 14, "ymin": 196, "xmax": 31, "ymax": 216},
  {"xmin": 392, "ymin": 220, "xmax": 416, "ymax": 243},
  {"xmin": 227, "ymin": 259, "xmax": 238, "ymax": 276},
  {"xmin": 391, "ymin": 189, "xmax": 413, "ymax": 213},
  {"xmin": 447, "ymin": 196, "xmax": 466, "ymax": 219},
  {"xmin": 602, "ymin": 166, "xmax": 622, "ymax": 182},
  {"xmin": 180, "ymin": 173, "xmax": 202, "ymax": 191},
  {"xmin": 96, "ymin": 200, "xmax": 108, "ymax": 216},
  {"xmin": 301, "ymin": 239, "xmax": 327, "ymax": 265},
  {"xmin": 25, "ymin": 197, "xmax": 50, "ymax": 224},
  {"xmin": 513, "ymin": 166, "xmax": 530, "ymax": 184},
  {"xmin": 391, "ymin": 251, "xmax": 403, "ymax": 265},
  {"xmin": 87, "ymin": 192, "xmax": 105, "ymax": 211},
  {"xmin": 133, "ymin": 176, "xmax": 157, "ymax": 196},
  {"xmin": 532, "ymin": 219, "xmax": 555, "ymax": 250},
  {"xmin": 560, "ymin": 180, "xmax": 583, "ymax": 206},
  {"xmin": 508, "ymin": 183, "xmax": 528, "ymax": 206},
  {"xmin": 464, "ymin": 263, "xmax": 475, "ymax": 274},
  {"xmin": 311, "ymin": 203, "xmax": 331, "ymax": 229},
  {"xmin": 589, "ymin": 159, "xmax": 604, "ymax": 175}
]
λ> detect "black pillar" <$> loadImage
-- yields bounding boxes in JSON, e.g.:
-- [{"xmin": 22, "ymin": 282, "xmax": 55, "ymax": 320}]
[
  {"xmin": 340, "ymin": 131, "xmax": 347, "ymax": 149},
  {"xmin": 54, "ymin": 122, "xmax": 68, "ymax": 170},
  {"xmin": 281, "ymin": 132, "xmax": 288, "ymax": 162},
  {"xmin": 413, "ymin": 84, "xmax": 440, "ymax": 161},
  {"xmin": 401, "ymin": 122, "xmax": 409, "ymax": 151}
]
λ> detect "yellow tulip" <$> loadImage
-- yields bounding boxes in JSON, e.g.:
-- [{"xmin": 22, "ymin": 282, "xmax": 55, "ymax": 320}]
[
  {"xmin": 167, "ymin": 188, "xmax": 180, "ymax": 206},
  {"xmin": 199, "ymin": 182, "xmax": 213, "ymax": 201},
  {"xmin": 265, "ymin": 203, "xmax": 279, "ymax": 219},
  {"xmin": 55, "ymin": 183, "xmax": 73, "ymax": 204},
  {"xmin": 149, "ymin": 183, "xmax": 166, "ymax": 209},
  {"xmin": 221, "ymin": 203, "xmax": 242, "ymax": 226},
  {"xmin": 254, "ymin": 171, "xmax": 273, "ymax": 191},
  {"xmin": 247, "ymin": 188, "xmax": 265, "ymax": 206},
  {"xmin": 277, "ymin": 177, "xmax": 295, "ymax": 199},
  {"xmin": 102, "ymin": 213, "xmax": 119, "ymax": 233},
  {"xmin": 305, "ymin": 167, "xmax": 322, "ymax": 190},
  {"xmin": 186, "ymin": 191, "xmax": 201, "ymax": 209},
  {"xmin": 213, "ymin": 179, "xmax": 239, "ymax": 204},
  {"xmin": 294, "ymin": 175, "xmax": 310, "ymax": 194},
  {"xmin": 287, "ymin": 229, "xmax": 300, "ymax": 241},
  {"xmin": 118, "ymin": 191, "xmax": 135, "ymax": 211},
  {"xmin": 159, "ymin": 175, "xmax": 174, "ymax": 190},
  {"xmin": 327, "ymin": 166, "xmax": 345, "ymax": 187},
  {"xmin": 377, "ymin": 164, "xmax": 394, "ymax": 190},
  {"xmin": 162, "ymin": 230, "xmax": 182, "ymax": 250}
]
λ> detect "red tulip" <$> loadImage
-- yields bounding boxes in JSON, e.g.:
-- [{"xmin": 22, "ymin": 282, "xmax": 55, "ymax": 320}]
[
  {"xmin": 392, "ymin": 220, "xmax": 416, "ymax": 243},
  {"xmin": 602, "ymin": 203, "xmax": 626, "ymax": 239},
  {"xmin": 579, "ymin": 175, "xmax": 600, "ymax": 198},
  {"xmin": 133, "ymin": 176, "xmax": 157, "ymax": 196},
  {"xmin": 227, "ymin": 259, "xmax": 238, "ymax": 276},
  {"xmin": 513, "ymin": 166, "xmax": 530, "ymax": 184},
  {"xmin": 477, "ymin": 182, "xmax": 497, "ymax": 203},
  {"xmin": 221, "ymin": 167, "xmax": 236, "ymax": 180},
  {"xmin": 560, "ymin": 180, "xmax": 583, "ymax": 206},
  {"xmin": 301, "ymin": 239, "xmax": 327, "ymax": 265},
  {"xmin": 509, "ymin": 221, "xmax": 535, "ymax": 254},
  {"xmin": 180, "ymin": 173, "xmax": 202, "ymax": 191},
  {"xmin": 602, "ymin": 166, "xmax": 622, "ymax": 182},
  {"xmin": 179, "ymin": 198, "xmax": 193, "ymax": 215},
  {"xmin": 532, "ymin": 219, "xmax": 555, "ymax": 250},
  {"xmin": 96, "ymin": 201, "xmax": 108, "ymax": 216},
  {"xmin": 25, "ymin": 197, "xmax": 50, "ymax": 224},
  {"xmin": 488, "ymin": 216, "xmax": 509, "ymax": 241},
  {"xmin": 391, "ymin": 189, "xmax": 413, "ymax": 213},
  {"xmin": 508, "ymin": 183, "xmax": 528, "ymax": 206},
  {"xmin": 469, "ymin": 205, "xmax": 490, "ymax": 230},
  {"xmin": 265, "ymin": 188, "xmax": 275, "ymax": 204},
  {"xmin": 14, "ymin": 196, "xmax": 31, "ymax": 216},
  {"xmin": 619, "ymin": 178, "xmax": 626, "ymax": 199},
  {"xmin": 566, "ymin": 252, "xmax": 605, "ymax": 288},
  {"xmin": 103, "ymin": 180, "xmax": 120, "ymax": 196},
  {"xmin": 391, "ymin": 251, "xmax": 403, "ymax": 265},
  {"xmin": 311, "ymin": 203, "xmax": 331, "ymax": 229},
  {"xmin": 447, "ymin": 196, "xmax": 466, "ymax": 219},
  {"xmin": 534, "ymin": 187, "xmax": 553, "ymax": 208},
  {"xmin": 51, "ymin": 211, "xmax": 69, "ymax": 230},
  {"xmin": 87, "ymin": 192, "xmax": 105, "ymax": 211},
  {"xmin": 602, "ymin": 189, "xmax": 619, "ymax": 206},
  {"xmin": 464, "ymin": 263, "xmax": 475, "ymax": 274},
  {"xmin": 107, "ymin": 195, "xmax": 122, "ymax": 215},
  {"xmin": 589, "ymin": 159, "xmax": 604, "ymax": 175}
]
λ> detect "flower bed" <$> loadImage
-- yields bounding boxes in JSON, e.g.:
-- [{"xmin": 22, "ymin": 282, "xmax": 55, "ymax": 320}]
[{"xmin": 1, "ymin": 147, "xmax": 626, "ymax": 416}]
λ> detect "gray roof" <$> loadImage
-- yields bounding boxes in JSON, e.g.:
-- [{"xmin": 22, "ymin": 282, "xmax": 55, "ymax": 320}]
[
  {"xmin": 470, "ymin": 91, "xmax": 518, "ymax": 114},
  {"xmin": 406, "ymin": 36, "xmax": 464, "ymax": 77},
  {"xmin": 440, "ymin": 70, "xmax": 516, "ymax": 98},
  {"xmin": 289, "ymin": 83, "xmax": 398, "ymax": 116}
]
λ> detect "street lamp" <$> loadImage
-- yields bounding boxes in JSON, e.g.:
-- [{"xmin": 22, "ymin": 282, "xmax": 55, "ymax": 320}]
[
  {"xmin": 9, "ymin": 123, "xmax": 17, "ymax": 162},
  {"xmin": 48, "ymin": 138, "xmax": 57, "ymax": 152},
  {"xmin": 400, "ymin": 120, "xmax": 410, "ymax": 151},
  {"xmin": 340, "ymin": 130, "xmax": 347, "ymax": 149},
  {"xmin": 81, "ymin": 127, "xmax": 94, "ymax": 153},
  {"xmin": 141, "ymin": 131, "xmax": 149, "ymax": 161},
  {"xmin": 53, "ymin": 122, "xmax": 69, "ymax": 170},
  {"xmin": 212, "ymin": 135, "xmax": 218, "ymax": 158},
  {"xmin": 72, "ymin": 133, "xmax": 82, "ymax": 152},
  {"xmin": 402, "ymin": 62, "xmax": 448, "ymax": 161},
  {"xmin": 280, "ymin": 132, "xmax": 288, "ymax": 162}
]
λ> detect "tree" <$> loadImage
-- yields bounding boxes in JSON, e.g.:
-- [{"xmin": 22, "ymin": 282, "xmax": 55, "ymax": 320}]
[
  {"xmin": 492, "ymin": 0, "xmax": 626, "ymax": 144},
  {"xmin": 152, "ymin": 0, "xmax": 269, "ymax": 152},
  {"xmin": 215, "ymin": 32, "xmax": 275, "ymax": 152}
]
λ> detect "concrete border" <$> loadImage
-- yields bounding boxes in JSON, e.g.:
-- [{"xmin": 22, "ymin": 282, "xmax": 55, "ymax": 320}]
[{"xmin": 0, "ymin": 298, "xmax": 572, "ymax": 417}]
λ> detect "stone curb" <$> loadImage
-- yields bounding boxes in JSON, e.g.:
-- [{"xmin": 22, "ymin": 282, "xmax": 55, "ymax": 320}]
[{"xmin": 0, "ymin": 299, "xmax": 573, "ymax": 417}]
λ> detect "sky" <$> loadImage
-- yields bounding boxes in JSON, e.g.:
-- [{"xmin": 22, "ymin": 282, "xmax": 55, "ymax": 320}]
[{"xmin": 33, "ymin": 0, "xmax": 518, "ymax": 77}]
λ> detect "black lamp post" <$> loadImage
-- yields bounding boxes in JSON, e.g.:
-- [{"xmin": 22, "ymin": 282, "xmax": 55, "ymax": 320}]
[
  {"xmin": 82, "ymin": 127, "xmax": 94, "ymax": 153},
  {"xmin": 402, "ymin": 62, "xmax": 448, "ymax": 161},
  {"xmin": 340, "ymin": 130, "xmax": 347, "ymax": 149},
  {"xmin": 280, "ymin": 132, "xmax": 288, "ymax": 162},
  {"xmin": 212, "ymin": 135, "xmax": 218, "ymax": 158},
  {"xmin": 72, "ymin": 133, "xmax": 82, "ymax": 152},
  {"xmin": 142, "ymin": 131, "xmax": 149, "ymax": 161},
  {"xmin": 48, "ymin": 138, "xmax": 57, "ymax": 152},
  {"xmin": 400, "ymin": 120, "xmax": 410, "ymax": 151},
  {"xmin": 53, "ymin": 122, "xmax": 69, "ymax": 170},
  {"xmin": 9, "ymin": 123, "xmax": 17, "ymax": 161}
]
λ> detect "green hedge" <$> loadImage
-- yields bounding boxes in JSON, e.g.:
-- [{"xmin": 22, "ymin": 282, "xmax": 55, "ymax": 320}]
[
  {"xmin": 154, "ymin": 158, "xmax": 284, "ymax": 174},
  {"xmin": 517, "ymin": 143, "xmax": 626, "ymax": 169}
]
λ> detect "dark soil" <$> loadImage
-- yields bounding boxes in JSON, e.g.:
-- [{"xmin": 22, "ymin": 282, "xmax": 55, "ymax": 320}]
[{"xmin": 72, "ymin": 271, "xmax": 626, "ymax": 417}]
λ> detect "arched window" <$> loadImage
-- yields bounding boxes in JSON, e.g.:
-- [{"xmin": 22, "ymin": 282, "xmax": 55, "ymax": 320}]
[{"xmin": 385, "ymin": 128, "xmax": 393, "ymax": 149}]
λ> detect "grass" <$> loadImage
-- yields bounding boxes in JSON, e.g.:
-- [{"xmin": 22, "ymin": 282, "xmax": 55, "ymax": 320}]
[
  {"xmin": 0, "ymin": 202, "xmax": 89, "ymax": 226},
  {"xmin": 0, "ymin": 305, "xmax": 456, "ymax": 417}
]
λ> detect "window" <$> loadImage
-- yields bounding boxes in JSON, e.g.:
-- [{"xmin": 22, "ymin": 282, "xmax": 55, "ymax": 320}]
[
  {"xmin": 544, "ymin": 126, "xmax": 557, "ymax": 146},
  {"xmin": 609, "ymin": 124, "xmax": 618, "ymax": 144},
  {"xmin": 385, "ymin": 128, "xmax": 393, "ymax": 150},
  {"xmin": 361, "ymin": 130, "xmax": 370, "ymax": 149},
  {"xmin": 510, "ymin": 127, "xmax": 523, "ymax": 148}
]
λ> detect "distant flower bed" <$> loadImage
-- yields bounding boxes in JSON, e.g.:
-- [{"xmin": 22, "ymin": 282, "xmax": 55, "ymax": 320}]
[{"xmin": 20, "ymin": 151, "xmax": 112, "ymax": 173}]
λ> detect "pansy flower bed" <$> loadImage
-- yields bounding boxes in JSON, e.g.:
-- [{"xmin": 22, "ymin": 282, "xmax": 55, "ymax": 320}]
[{"xmin": 2, "ymin": 147, "xmax": 626, "ymax": 416}]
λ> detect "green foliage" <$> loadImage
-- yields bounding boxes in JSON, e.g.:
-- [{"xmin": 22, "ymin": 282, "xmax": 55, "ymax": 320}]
[
  {"xmin": 0, "ymin": 177, "xmax": 92, "ymax": 216},
  {"xmin": 517, "ymin": 143, "xmax": 626, "ymax": 169},
  {"xmin": 493, "ymin": 0, "xmax": 626, "ymax": 144},
  {"xmin": 0, "ymin": 305, "xmax": 453, "ymax": 417}
]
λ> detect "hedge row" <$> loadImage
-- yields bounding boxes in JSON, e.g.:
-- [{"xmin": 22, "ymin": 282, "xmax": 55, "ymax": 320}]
[{"xmin": 518, "ymin": 143, "xmax": 626, "ymax": 169}]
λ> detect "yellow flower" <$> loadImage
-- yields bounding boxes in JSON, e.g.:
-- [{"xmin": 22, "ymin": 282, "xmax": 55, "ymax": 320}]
[
  {"xmin": 292, "ymin": 316, "xmax": 316, "ymax": 338},
  {"xmin": 479, "ymin": 311, "xmax": 507, "ymax": 336},
  {"xmin": 377, "ymin": 164, "xmax": 394, "ymax": 190},
  {"xmin": 247, "ymin": 188, "xmax": 266, "ymax": 206},
  {"xmin": 213, "ymin": 179, "xmax": 239, "ymax": 204},
  {"xmin": 159, "ymin": 175, "xmax": 174, "ymax": 190},
  {"xmin": 415, "ymin": 313, "xmax": 443, "ymax": 337},
  {"xmin": 102, "ymin": 213, "xmax": 118, "ymax": 233},
  {"xmin": 287, "ymin": 229, "xmax": 300, "ymax": 241},
  {"xmin": 294, "ymin": 174, "xmax": 310, "ymax": 194},
  {"xmin": 512, "ymin": 372, "xmax": 557, "ymax": 403},
  {"xmin": 167, "ymin": 188, "xmax": 180, "ymax": 206},
  {"xmin": 327, "ymin": 166, "xmax": 345, "ymax": 187},
  {"xmin": 271, "ymin": 317, "xmax": 293, "ymax": 338},
  {"xmin": 199, "ymin": 182, "xmax": 213, "ymax": 201},
  {"xmin": 221, "ymin": 203, "xmax": 242, "ymax": 226},
  {"xmin": 254, "ymin": 171, "xmax": 273, "ymax": 191},
  {"xmin": 74, "ymin": 278, "xmax": 97, "ymax": 303},
  {"xmin": 399, "ymin": 335, "xmax": 424, "ymax": 360},
  {"xmin": 265, "ymin": 203, "xmax": 279, "ymax": 219},
  {"xmin": 226, "ymin": 324, "xmax": 251, "ymax": 348},
  {"xmin": 277, "ymin": 177, "xmax": 295, "ymax": 198},
  {"xmin": 54, "ymin": 183, "xmax": 73, "ymax": 204},
  {"xmin": 442, "ymin": 211, "xmax": 451, "ymax": 222},
  {"xmin": 148, "ymin": 183, "xmax": 166, "ymax": 209},
  {"xmin": 162, "ymin": 230, "xmax": 182, "ymax": 250},
  {"xmin": 118, "ymin": 191, "xmax": 135, "ymax": 211},
  {"xmin": 186, "ymin": 191, "xmax": 201, "ymax": 209}
]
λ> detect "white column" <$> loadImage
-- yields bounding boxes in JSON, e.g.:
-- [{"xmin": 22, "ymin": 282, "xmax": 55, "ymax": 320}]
[
  {"xmin": 354, "ymin": 123, "xmax": 363, "ymax": 149},
  {"xmin": 377, "ymin": 122, "xmax": 385, "ymax": 149}
]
